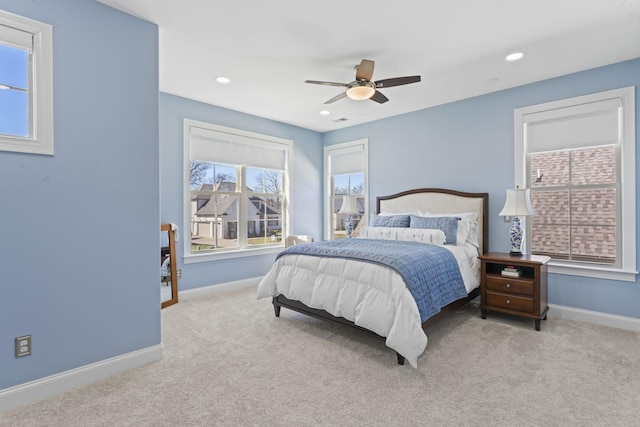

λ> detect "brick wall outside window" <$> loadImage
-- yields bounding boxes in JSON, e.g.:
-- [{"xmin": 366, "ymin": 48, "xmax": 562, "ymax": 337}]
[{"xmin": 529, "ymin": 146, "xmax": 616, "ymax": 264}]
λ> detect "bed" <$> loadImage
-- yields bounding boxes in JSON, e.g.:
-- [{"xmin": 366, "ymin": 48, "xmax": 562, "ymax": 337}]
[{"xmin": 257, "ymin": 188, "xmax": 488, "ymax": 367}]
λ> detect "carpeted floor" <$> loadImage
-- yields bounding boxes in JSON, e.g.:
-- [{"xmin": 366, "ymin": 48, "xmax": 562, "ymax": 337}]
[{"xmin": 2, "ymin": 286, "xmax": 639, "ymax": 426}]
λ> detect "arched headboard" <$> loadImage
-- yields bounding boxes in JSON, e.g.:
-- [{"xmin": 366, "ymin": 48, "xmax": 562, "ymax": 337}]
[{"xmin": 376, "ymin": 188, "xmax": 489, "ymax": 255}]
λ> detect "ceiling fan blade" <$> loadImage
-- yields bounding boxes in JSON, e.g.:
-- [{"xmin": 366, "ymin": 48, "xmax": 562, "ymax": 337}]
[
  {"xmin": 355, "ymin": 59, "xmax": 374, "ymax": 81},
  {"xmin": 305, "ymin": 80, "xmax": 349, "ymax": 87},
  {"xmin": 369, "ymin": 90, "xmax": 389, "ymax": 104},
  {"xmin": 375, "ymin": 76, "xmax": 421, "ymax": 88},
  {"xmin": 324, "ymin": 92, "xmax": 348, "ymax": 104}
]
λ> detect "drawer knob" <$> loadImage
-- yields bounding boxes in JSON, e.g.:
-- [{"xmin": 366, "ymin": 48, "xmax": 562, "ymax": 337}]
[
  {"xmin": 506, "ymin": 283, "xmax": 511, "ymax": 288},
  {"xmin": 506, "ymin": 299, "xmax": 511, "ymax": 304}
]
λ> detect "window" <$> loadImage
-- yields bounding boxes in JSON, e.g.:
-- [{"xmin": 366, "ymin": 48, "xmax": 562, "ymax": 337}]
[
  {"xmin": 324, "ymin": 139, "xmax": 368, "ymax": 239},
  {"xmin": 515, "ymin": 87, "xmax": 636, "ymax": 281},
  {"xmin": 0, "ymin": 10, "xmax": 53, "ymax": 155},
  {"xmin": 184, "ymin": 119, "xmax": 292, "ymax": 262}
]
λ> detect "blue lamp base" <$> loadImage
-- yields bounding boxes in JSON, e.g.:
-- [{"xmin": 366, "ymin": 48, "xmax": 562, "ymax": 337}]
[
  {"xmin": 509, "ymin": 217, "xmax": 524, "ymax": 256},
  {"xmin": 345, "ymin": 214, "xmax": 354, "ymax": 238}
]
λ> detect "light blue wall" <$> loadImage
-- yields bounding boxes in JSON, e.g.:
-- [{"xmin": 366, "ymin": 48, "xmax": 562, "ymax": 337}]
[
  {"xmin": 159, "ymin": 93, "xmax": 323, "ymax": 291},
  {"xmin": 1, "ymin": 0, "xmax": 634, "ymax": 395},
  {"xmin": 323, "ymin": 58, "xmax": 640, "ymax": 319},
  {"xmin": 0, "ymin": 0, "xmax": 159, "ymax": 390}
]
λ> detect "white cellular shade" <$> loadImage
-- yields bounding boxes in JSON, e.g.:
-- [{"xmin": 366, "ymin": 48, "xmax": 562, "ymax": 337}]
[
  {"xmin": 0, "ymin": 23, "xmax": 33, "ymax": 52},
  {"xmin": 190, "ymin": 128, "xmax": 287, "ymax": 170},
  {"xmin": 328, "ymin": 144, "xmax": 364, "ymax": 175},
  {"xmin": 524, "ymin": 98, "xmax": 621, "ymax": 153}
]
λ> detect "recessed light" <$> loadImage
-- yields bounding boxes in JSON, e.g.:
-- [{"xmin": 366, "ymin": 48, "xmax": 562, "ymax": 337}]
[
  {"xmin": 320, "ymin": 110, "xmax": 330, "ymax": 116},
  {"xmin": 215, "ymin": 76, "xmax": 230, "ymax": 84},
  {"xmin": 505, "ymin": 52, "xmax": 524, "ymax": 62},
  {"xmin": 486, "ymin": 78, "xmax": 499, "ymax": 84}
]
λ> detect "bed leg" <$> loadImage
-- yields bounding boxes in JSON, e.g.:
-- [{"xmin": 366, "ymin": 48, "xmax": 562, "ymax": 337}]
[
  {"xmin": 396, "ymin": 352, "xmax": 405, "ymax": 365},
  {"xmin": 272, "ymin": 299, "xmax": 281, "ymax": 317}
]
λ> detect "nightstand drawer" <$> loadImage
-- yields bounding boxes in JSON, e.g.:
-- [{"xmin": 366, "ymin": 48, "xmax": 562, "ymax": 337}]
[
  {"xmin": 486, "ymin": 291, "xmax": 534, "ymax": 313},
  {"xmin": 485, "ymin": 276, "xmax": 534, "ymax": 296}
]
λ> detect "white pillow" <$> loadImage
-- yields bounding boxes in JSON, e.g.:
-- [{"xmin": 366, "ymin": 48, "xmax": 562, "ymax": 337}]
[
  {"xmin": 358, "ymin": 226, "xmax": 398, "ymax": 240},
  {"xmin": 358, "ymin": 226, "xmax": 446, "ymax": 245},
  {"xmin": 417, "ymin": 211, "xmax": 479, "ymax": 248},
  {"xmin": 396, "ymin": 228, "xmax": 446, "ymax": 245}
]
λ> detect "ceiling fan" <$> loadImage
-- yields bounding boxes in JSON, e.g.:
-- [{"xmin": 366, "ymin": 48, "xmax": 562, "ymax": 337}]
[{"xmin": 305, "ymin": 59, "xmax": 421, "ymax": 104}]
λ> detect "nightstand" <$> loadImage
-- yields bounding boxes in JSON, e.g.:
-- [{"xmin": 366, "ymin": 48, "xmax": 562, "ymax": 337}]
[{"xmin": 479, "ymin": 252, "xmax": 550, "ymax": 331}]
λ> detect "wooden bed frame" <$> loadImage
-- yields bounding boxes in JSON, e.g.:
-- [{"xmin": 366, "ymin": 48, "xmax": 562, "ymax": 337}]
[{"xmin": 272, "ymin": 188, "xmax": 489, "ymax": 365}]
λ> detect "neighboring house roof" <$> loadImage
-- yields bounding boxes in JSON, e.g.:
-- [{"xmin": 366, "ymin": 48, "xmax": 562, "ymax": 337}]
[
  {"xmin": 193, "ymin": 182, "xmax": 237, "ymax": 217},
  {"xmin": 250, "ymin": 198, "xmax": 281, "ymax": 216},
  {"xmin": 195, "ymin": 195, "xmax": 234, "ymax": 217},
  {"xmin": 193, "ymin": 182, "xmax": 282, "ymax": 217}
]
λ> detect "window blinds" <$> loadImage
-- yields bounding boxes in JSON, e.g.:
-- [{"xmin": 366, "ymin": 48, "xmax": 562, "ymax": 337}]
[
  {"xmin": 190, "ymin": 126, "xmax": 288, "ymax": 170},
  {"xmin": 524, "ymin": 98, "xmax": 621, "ymax": 153},
  {"xmin": 327, "ymin": 143, "xmax": 364, "ymax": 175},
  {"xmin": 0, "ymin": 23, "xmax": 33, "ymax": 52}
]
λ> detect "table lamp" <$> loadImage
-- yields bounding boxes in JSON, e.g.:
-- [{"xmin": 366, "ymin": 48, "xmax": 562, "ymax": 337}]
[
  {"xmin": 339, "ymin": 195, "xmax": 359, "ymax": 238},
  {"xmin": 498, "ymin": 186, "xmax": 536, "ymax": 256}
]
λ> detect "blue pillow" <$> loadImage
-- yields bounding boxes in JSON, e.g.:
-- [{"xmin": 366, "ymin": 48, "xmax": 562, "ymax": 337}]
[
  {"xmin": 409, "ymin": 215, "xmax": 460, "ymax": 245},
  {"xmin": 370, "ymin": 214, "xmax": 410, "ymax": 228}
]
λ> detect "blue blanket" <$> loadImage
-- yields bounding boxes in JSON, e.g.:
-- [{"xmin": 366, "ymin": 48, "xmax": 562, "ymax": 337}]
[{"xmin": 277, "ymin": 239, "xmax": 468, "ymax": 322}]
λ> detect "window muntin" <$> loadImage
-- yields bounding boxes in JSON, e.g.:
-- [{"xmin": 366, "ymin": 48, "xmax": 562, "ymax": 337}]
[
  {"xmin": 330, "ymin": 172, "xmax": 364, "ymax": 239},
  {"xmin": 324, "ymin": 139, "xmax": 368, "ymax": 240},
  {"xmin": 0, "ymin": 11, "xmax": 53, "ymax": 155},
  {"xmin": 189, "ymin": 163, "xmax": 285, "ymax": 254},
  {"xmin": 529, "ymin": 146, "xmax": 618, "ymax": 265},
  {"xmin": 190, "ymin": 162, "xmax": 239, "ymax": 252},
  {"xmin": 246, "ymin": 167, "xmax": 284, "ymax": 245},
  {"xmin": 0, "ymin": 44, "xmax": 29, "ymax": 137},
  {"xmin": 184, "ymin": 120, "xmax": 291, "ymax": 260},
  {"xmin": 515, "ymin": 86, "xmax": 636, "ymax": 281}
]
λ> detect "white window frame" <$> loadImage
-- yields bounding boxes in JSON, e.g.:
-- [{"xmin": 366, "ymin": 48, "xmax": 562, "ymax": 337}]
[
  {"xmin": 0, "ymin": 10, "xmax": 53, "ymax": 155},
  {"xmin": 324, "ymin": 139, "xmax": 369, "ymax": 240},
  {"xmin": 183, "ymin": 119, "xmax": 292, "ymax": 263},
  {"xmin": 514, "ymin": 86, "xmax": 636, "ymax": 282}
]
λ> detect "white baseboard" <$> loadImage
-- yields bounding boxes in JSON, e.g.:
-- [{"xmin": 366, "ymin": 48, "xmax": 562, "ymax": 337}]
[
  {"xmin": 0, "ymin": 278, "xmax": 259, "ymax": 413},
  {"xmin": 548, "ymin": 304, "xmax": 640, "ymax": 332},
  {"xmin": 179, "ymin": 276, "xmax": 261, "ymax": 300},
  {"xmin": 0, "ymin": 344, "xmax": 162, "ymax": 412}
]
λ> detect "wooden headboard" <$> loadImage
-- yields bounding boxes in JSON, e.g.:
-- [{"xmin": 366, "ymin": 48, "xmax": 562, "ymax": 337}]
[{"xmin": 376, "ymin": 188, "xmax": 489, "ymax": 255}]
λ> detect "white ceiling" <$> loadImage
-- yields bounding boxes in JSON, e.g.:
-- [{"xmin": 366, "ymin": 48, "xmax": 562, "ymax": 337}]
[{"xmin": 98, "ymin": 0, "xmax": 640, "ymax": 133}]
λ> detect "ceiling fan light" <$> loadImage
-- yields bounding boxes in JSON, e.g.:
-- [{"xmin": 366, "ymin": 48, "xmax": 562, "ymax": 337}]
[{"xmin": 346, "ymin": 85, "xmax": 375, "ymax": 100}]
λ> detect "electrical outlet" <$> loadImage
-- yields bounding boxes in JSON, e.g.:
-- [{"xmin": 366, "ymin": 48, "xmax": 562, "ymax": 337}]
[
  {"xmin": 176, "ymin": 269, "xmax": 181, "ymax": 277},
  {"xmin": 15, "ymin": 335, "xmax": 31, "ymax": 358}
]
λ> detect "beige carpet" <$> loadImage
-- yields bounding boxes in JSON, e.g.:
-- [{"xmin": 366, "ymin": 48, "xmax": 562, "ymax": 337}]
[{"xmin": 2, "ymin": 286, "xmax": 639, "ymax": 426}]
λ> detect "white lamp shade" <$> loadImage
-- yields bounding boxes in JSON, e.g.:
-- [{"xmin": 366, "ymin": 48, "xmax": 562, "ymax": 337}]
[
  {"xmin": 338, "ymin": 195, "xmax": 359, "ymax": 214},
  {"xmin": 498, "ymin": 188, "xmax": 536, "ymax": 217}
]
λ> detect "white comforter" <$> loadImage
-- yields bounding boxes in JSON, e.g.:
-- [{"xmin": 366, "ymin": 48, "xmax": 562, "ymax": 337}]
[{"xmin": 257, "ymin": 242, "xmax": 480, "ymax": 368}]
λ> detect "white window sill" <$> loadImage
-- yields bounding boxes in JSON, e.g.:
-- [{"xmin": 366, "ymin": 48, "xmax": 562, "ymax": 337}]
[
  {"xmin": 183, "ymin": 246, "xmax": 282, "ymax": 264},
  {"xmin": 549, "ymin": 261, "xmax": 638, "ymax": 283}
]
